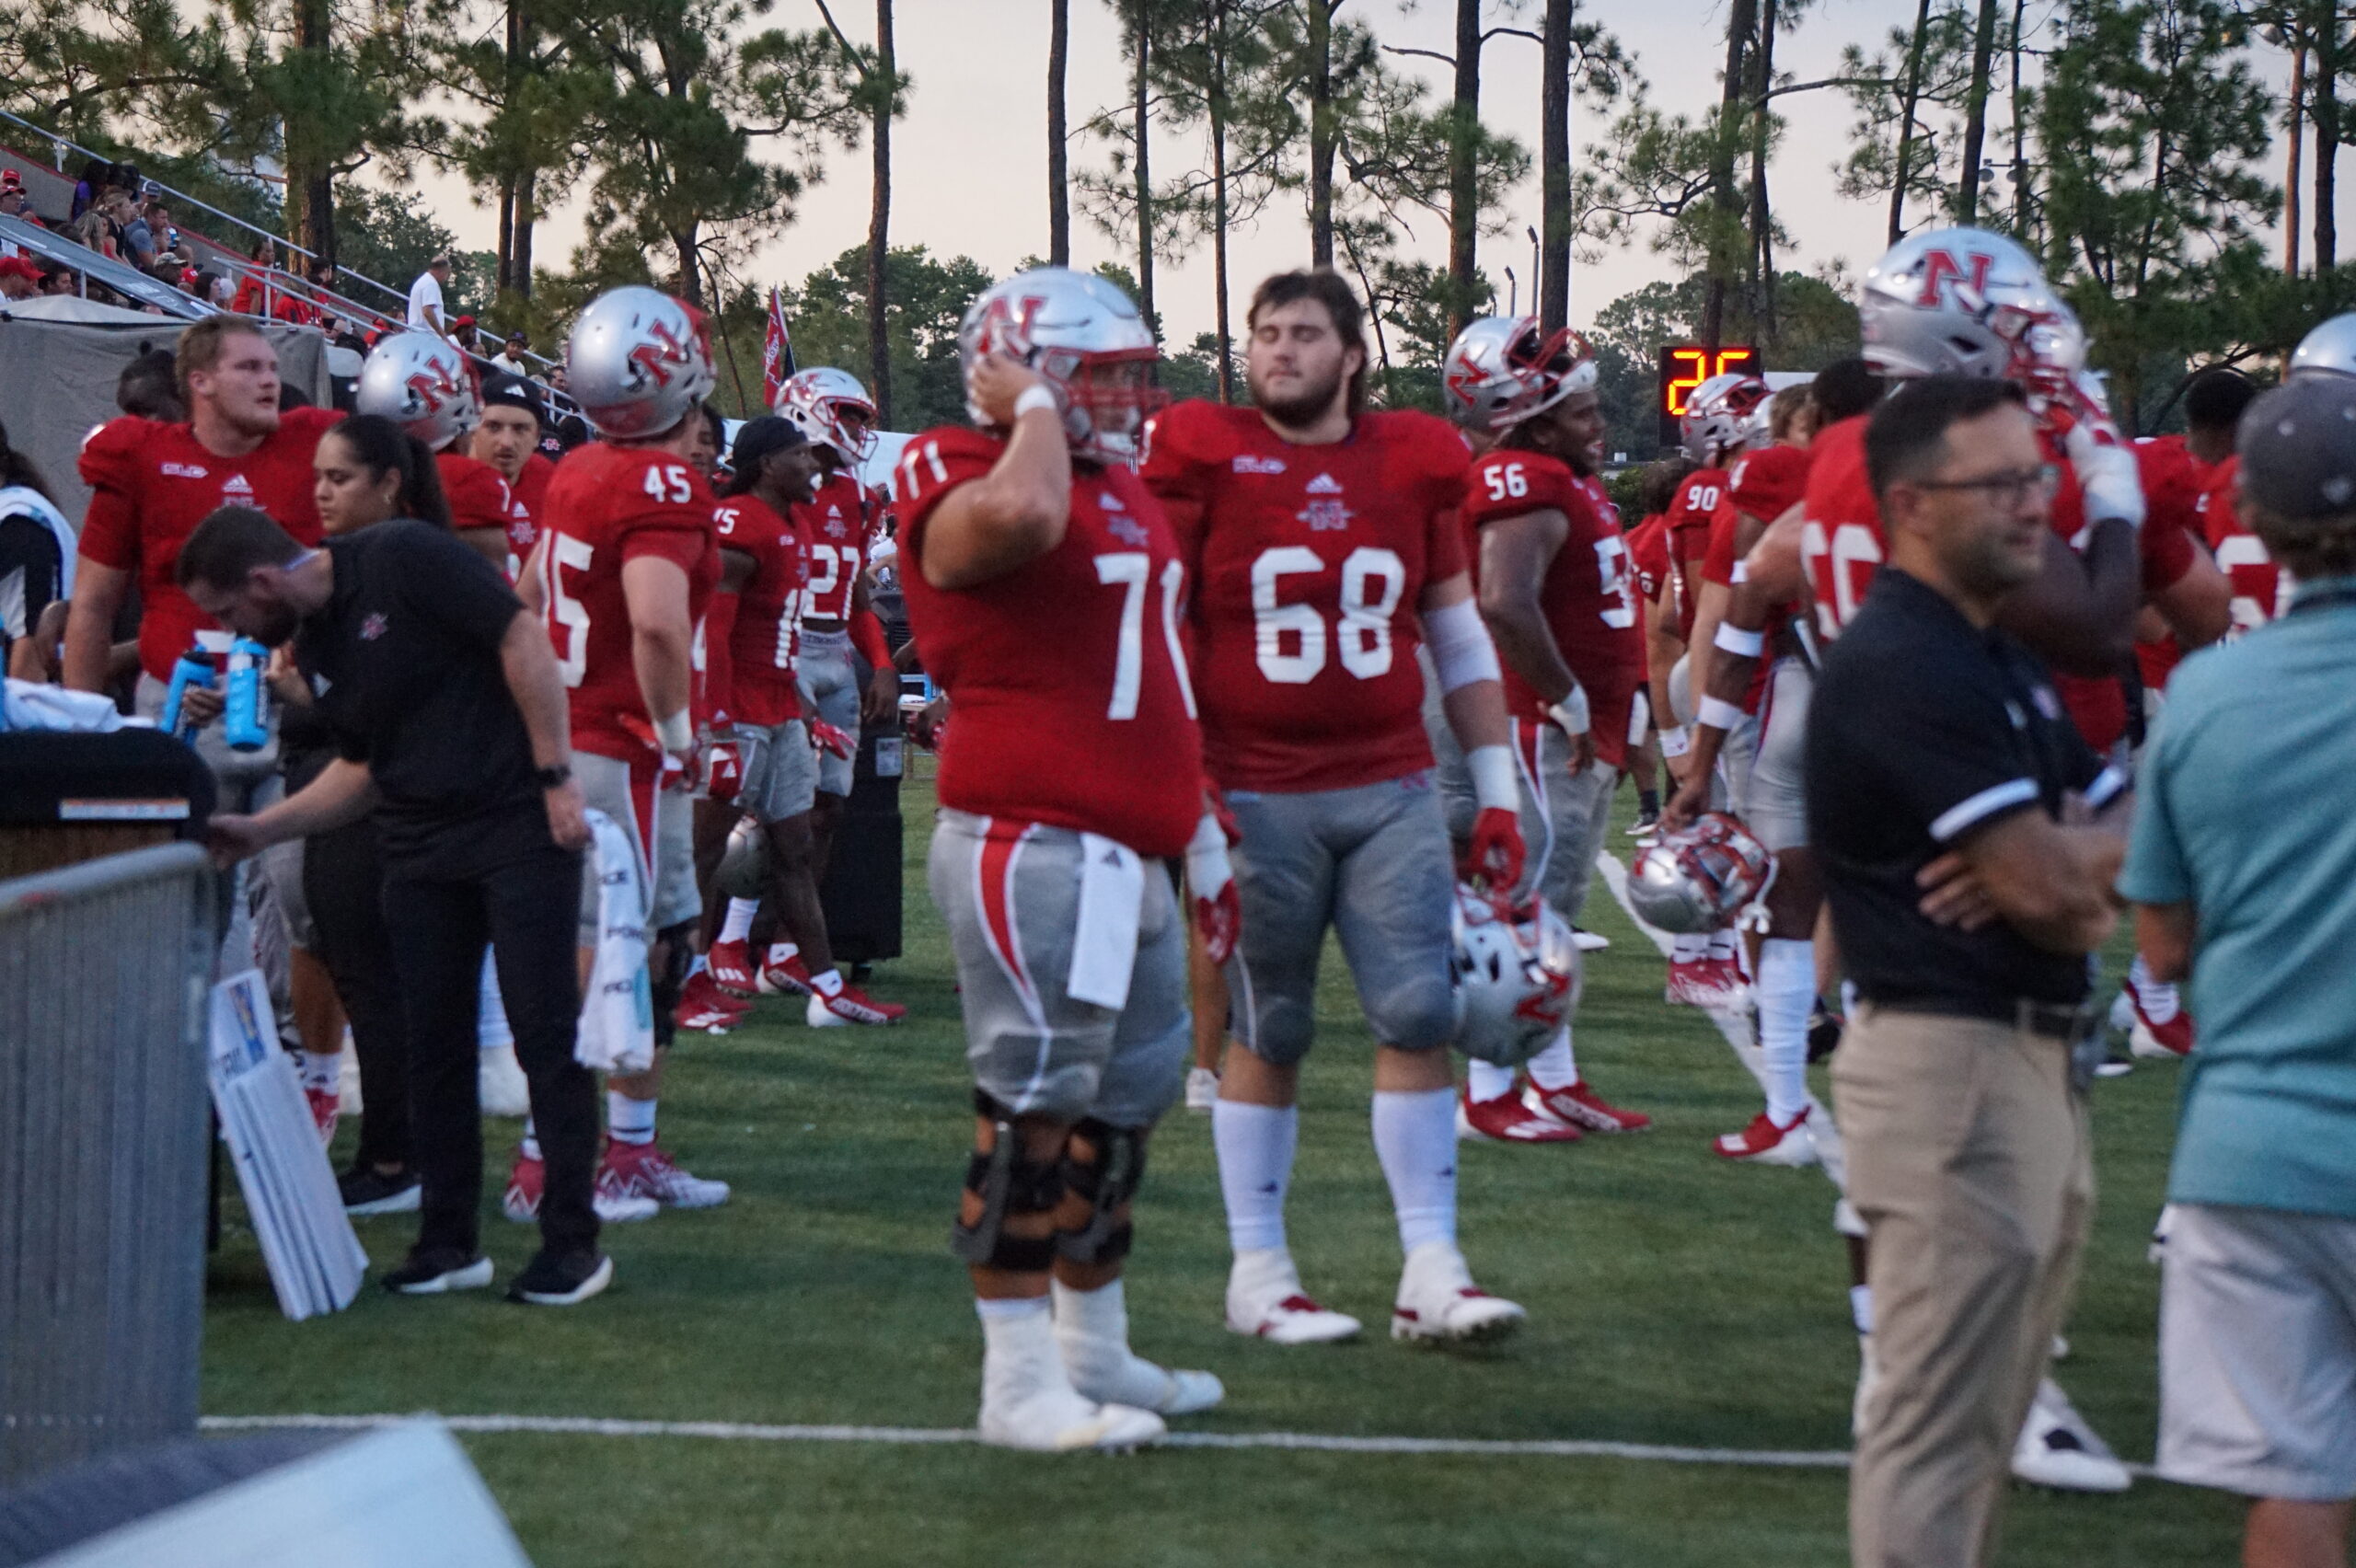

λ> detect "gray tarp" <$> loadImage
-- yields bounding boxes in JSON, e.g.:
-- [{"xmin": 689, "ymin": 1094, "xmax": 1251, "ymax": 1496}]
[{"xmin": 0, "ymin": 305, "xmax": 330, "ymax": 528}]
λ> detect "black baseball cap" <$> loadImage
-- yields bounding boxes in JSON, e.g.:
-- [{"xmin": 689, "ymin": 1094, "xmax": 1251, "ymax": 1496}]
[
  {"xmin": 2237, "ymin": 374, "xmax": 2356, "ymax": 523},
  {"xmin": 479, "ymin": 372, "xmax": 547, "ymax": 429},
  {"xmin": 730, "ymin": 415, "xmax": 806, "ymax": 476}
]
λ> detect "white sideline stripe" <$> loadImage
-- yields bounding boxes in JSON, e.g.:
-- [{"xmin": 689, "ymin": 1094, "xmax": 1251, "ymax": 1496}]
[{"xmin": 199, "ymin": 1412, "xmax": 1853, "ymax": 1469}]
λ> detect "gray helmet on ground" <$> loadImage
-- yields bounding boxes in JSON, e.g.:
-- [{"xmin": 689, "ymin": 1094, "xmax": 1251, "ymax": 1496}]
[
  {"xmin": 1440, "ymin": 315, "xmax": 1598, "ymax": 436},
  {"xmin": 1859, "ymin": 227, "xmax": 2082, "ymax": 386},
  {"xmin": 1626, "ymin": 813, "xmax": 1774, "ymax": 934},
  {"xmin": 565, "ymin": 285, "xmax": 716, "ymax": 440},
  {"xmin": 956, "ymin": 267, "xmax": 1160, "ymax": 464},
  {"xmin": 355, "ymin": 330, "xmax": 479, "ymax": 451},
  {"xmin": 2290, "ymin": 313, "xmax": 2356, "ymax": 380},
  {"xmin": 1449, "ymin": 886, "xmax": 1580, "ymax": 1066}
]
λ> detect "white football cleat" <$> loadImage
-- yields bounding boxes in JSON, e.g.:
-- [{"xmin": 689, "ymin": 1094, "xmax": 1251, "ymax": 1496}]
[
  {"xmin": 479, "ymin": 1041, "xmax": 531, "ymax": 1118},
  {"xmin": 980, "ymin": 1306, "xmax": 1167, "ymax": 1453},
  {"xmin": 1571, "ymin": 927, "xmax": 1610, "ymax": 952},
  {"xmin": 1054, "ymin": 1279, "xmax": 1224, "ymax": 1415},
  {"xmin": 1184, "ymin": 1066, "xmax": 1219, "ymax": 1112},
  {"xmin": 1225, "ymin": 1248, "xmax": 1361, "ymax": 1344},
  {"xmin": 1390, "ymin": 1241, "xmax": 1525, "ymax": 1343},
  {"xmin": 2012, "ymin": 1378, "xmax": 2131, "ymax": 1493}
]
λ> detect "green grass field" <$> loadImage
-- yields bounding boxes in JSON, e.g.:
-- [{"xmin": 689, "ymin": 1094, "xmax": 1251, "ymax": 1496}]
[{"xmin": 202, "ymin": 761, "xmax": 2243, "ymax": 1565}]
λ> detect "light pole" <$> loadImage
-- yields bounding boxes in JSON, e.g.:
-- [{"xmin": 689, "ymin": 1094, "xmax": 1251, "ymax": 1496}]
[
  {"xmin": 1528, "ymin": 225, "xmax": 1541, "ymax": 317},
  {"xmin": 1504, "ymin": 266, "xmax": 1518, "ymax": 317}
]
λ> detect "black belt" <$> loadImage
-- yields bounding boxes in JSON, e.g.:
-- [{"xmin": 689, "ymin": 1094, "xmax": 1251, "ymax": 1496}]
[{"xmin": 1868, "ymin": 996, "xmax": 2099, "ymax": 1042}]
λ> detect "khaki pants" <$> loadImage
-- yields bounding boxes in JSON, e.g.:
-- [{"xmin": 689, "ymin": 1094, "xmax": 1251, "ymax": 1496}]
[{"xmin": 1833, "ymin": 1004, "xmax": 2096, "ymax": 1568}]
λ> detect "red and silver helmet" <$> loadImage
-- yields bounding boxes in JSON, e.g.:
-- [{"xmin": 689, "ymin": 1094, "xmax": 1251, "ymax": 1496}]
[
  {"xmin": 564, "ymin": 285, "xmax": 716, "ymax": 440},
  {"xmin": 1440, "ymin": 315, "xmax": 1599, "ymax": 436},
  {"xmin": 1627, "ymin": 813, "xmax": 1774, "ymax": 934},
  {"xmin": 1859, "ymin": 226, "xmax": 2084, "ymax": 390},
  {"xmin": 957, "ymin": 266, "xmax": 1160, "ymax": 464},
  {"xmin": 1449, "ymin": 887, "xmax": 1581, "ymax": 1066},
  {"xmin": 1682, "ymin": 372, "xmax": 1772, "ymax": 463},
  {"xmin": 2290, "ymin": 313, "xmax": 2356, "ymax": 380},
  {"xmin": 778, "ymin": 366, "xmax": 880, "ymax": 466},
  {"xmin": 354, "ymin": 330, "xmax": 478, "ymax": 450}
]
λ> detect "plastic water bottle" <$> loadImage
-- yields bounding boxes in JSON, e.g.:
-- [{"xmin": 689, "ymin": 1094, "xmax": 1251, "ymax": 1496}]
[
  {"xmin": 223, "ymin": 638, "xmax": 269, "ymax": 752},
  {"xmin": 160, "ymin": 647, "xmax": 214, "ymax": 743}
]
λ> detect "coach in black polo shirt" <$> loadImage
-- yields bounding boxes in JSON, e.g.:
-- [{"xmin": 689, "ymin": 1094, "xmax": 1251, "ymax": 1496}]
[
  {"xmin": 1807, "ymin": 375, "xmax": 2131, "ymax": 1568},
  {"xmin": 177, "ymin": 504, "xmax": 611, "ymax": 1308}
]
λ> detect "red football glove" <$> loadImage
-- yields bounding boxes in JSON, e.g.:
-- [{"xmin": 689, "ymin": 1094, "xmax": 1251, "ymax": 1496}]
[
  {"xmin": 703, "ymin": 738, "xmax": 743, "ymax": 803},
  {"xmin": 1185, "ymin": 812, "xmax": 1242, "ymax": 965},
  {"xmin": 809, "ymin": 720, "xmax": 856, "ymax": 760},
  {"xmin": 1462, "ymin": 806, "xmax": 1526, "ymax": 893}
]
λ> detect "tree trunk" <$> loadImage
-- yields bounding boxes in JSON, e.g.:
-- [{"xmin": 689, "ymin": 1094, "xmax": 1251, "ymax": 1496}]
[
  {"xmin": 675, "ymin": 228, "xmax": 702, "ymax": 307},
  {"xmin": 1539, "ymin": 0, "xmax": 1572, "ymax": 332},
  {"xmin": 1308, "ymin": 0, "xmax": 1335, "ymax": 267},
  {"xmin": 2316, "ymin": 4, "xmax": 2338, "ymax": 273},
  {"xmin": 1134, "ymin": 6, "xmax": 1154, "ymax": 331},
  {"xmin": 1446, "ymin": 0, "xmax": 1481, "ymax": 341},
  {"xmin": 1047, "ymin": 0, "xmax": 1069, "ymax": 266},
  {"xmin": 2288, "ymin": 39, "xmax": 2306, "ymax": 274},
  {"xmin": 514, "ymin": 165, "xmax": 537, "ymax": 299},
  {"xmin": 1210, "ymin": 0, "xmax": 1233, "ymax": 401},
  {"xmin": 1888, "ymin": 0, "xmax": 1934, "ymax": 244},
  {"xmin": 291, "ymin": 0, "xmax": 335, "ymax": 264},
  {"xmin": 869, "ymin": 0, "xmax": 895, "ymax": 425},
  {"xmin": 1700, "ymin": 0, "xmax": 1755, "ymax": 350},
  {"xmin": 496, "ymin": 177, "xmax": 515, "ymax": 294},
  {"xmin": 1955, "ymin": 0, "xmax": 1999, "ymax": 221},
  {"xmin": 1749, "ymin": 0, "xmax": 1777, "ymax": 343}
]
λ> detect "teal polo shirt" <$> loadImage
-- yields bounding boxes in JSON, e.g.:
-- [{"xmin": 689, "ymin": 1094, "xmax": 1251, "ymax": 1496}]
[{"xmin": 2118, "ymin": 575, "xmax": 2356, "ymax": 1220}]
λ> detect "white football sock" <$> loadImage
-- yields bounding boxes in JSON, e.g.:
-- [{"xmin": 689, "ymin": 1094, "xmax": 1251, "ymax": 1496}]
[
  {"xmin": 1464, "ymin": 1060, "xmax": 1517, "ymax": 1101},
  {"xmin": 1851, "ymin": 1284, "xmax": 1875, "ymax": 1336},
  {"xmin": 608, "ymin": 1092, "xmax": 656, "ymax": 1145},
  {"xmin": 1052, "ymin": 1278, "xmax": 1165, "ymax": 1407},
  {"xmin": 520, "ymin": 1117, "xmax": 541, "ymax": 1162},
  {"xmin": 299, "ymin": 1051, "xmax": 340, "ymax": 1091},
  {"xmin": 810, "ymin": 967, "xmax": 845, "ymax": 997},
  {"xmin": 1213, "ymin": 1101, "xmax": 1297, "ymax": 1254},
  {"xmin": 2127, "ymin": 953, "xmax": 2180, "ymax": 1022},
  {"xmin": 1372, "ymin": 1088, "xmax": 1458, "ymax": 1254},
  {"xmin": 1526, "ymin": 1028, "xmax": 1577, "ymax": 1091},
  {"xmin": 687, "ymin": 952, "xmax": 709, "ymax": 978},
  {"xmin": 1707, "ymin": 928, "xmax": 1740, "ymax": 963},
  {"xmin": 1670, "ymin": 932, "xmax": 1710, "ymax": 963},
  {"xmin": 721, "ymin": 899, "xmax": 758, "ymax": 943},
  {"xmin": 1757, "ymin": 937, "xmax": 1815, "ymax": 1124},
  {"xmin": 767, "ymin": 940, "xmax": 800, "ymax": 965}
]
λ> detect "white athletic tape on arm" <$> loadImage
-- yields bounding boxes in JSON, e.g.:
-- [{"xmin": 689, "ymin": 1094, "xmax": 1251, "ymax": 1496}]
[
  {"xmin": 1658, "ymin": 725, "xmax": 1691, "ymax": 758},
  {"xmin": 1713, "ymin": 621, "xmax": 1764, "ymax": 659},
  {"xmin": 1547, "ymin": 687, "xmax": 1589, "ymax": 737},
  {"xmin": 1012, "ymin": 385, "xmax": 1060, "ymax": 420},
  {"xmin": 1466, "ymin": 744, "xmax": 1519, "ymax": 813},
  {"xmin": 1697, "ymin": 696, "xmax": 1747, "ymax": 734},
  {"xmin": 1424, "ymin": 597, "xmax": 1501, "ymax": 693},
  {"xmin": 654, "ymin": 709, "xmax": 694, "ymax": 753}
]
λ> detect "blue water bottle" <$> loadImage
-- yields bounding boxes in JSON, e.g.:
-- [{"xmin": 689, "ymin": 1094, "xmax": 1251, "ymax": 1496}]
[
  {"xmin": 223, "ymin": 638, "xmax": 269, "ymax": 752},
  {"xmin": 160, "ymin": 646, "xmax": 214, "ymax": 743}
]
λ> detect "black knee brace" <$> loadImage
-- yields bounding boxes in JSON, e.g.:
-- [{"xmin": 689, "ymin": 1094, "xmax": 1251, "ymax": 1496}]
[
  {"xmin": 951, "ymin": 1094, "xmax": 1065, "ymax": 1272},
  {"xmin": 1055, "ymin": 1117, "xmax": 1146, "ymax": 1266},
  {"xmin": 651, "ymin": 921, "xmax": 695, "ymax": 1052}
]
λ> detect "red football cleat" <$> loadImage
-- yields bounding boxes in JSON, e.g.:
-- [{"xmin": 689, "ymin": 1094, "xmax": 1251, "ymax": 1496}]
[
  {"xmin": 706, "ymin": 939, "xmax": 759, "ymax": 997},
  {"xmin": 1457, "ymin": 1085, "xmax": 1580, "ymax": 1143},
  {"xmin": 1526, "ymin": 1078, "xmax": 1652, "ymax": 1134},
  {"xmin": 2129, "ymin": 988, "xmax": 2194, "ymax": 1058},
  {"xmin": 306, "ymin": 1084, "xmax": 339, "ymax": 1147},
  {"xmin": 676, "ymin": 970, "xmax": 751, "ymax": 1032},
  {"xmin": 806, "ymin": 985, "xmax": 907, "ymax": 1026},
  {"xmin": 1713, "ymin": 1106, "xmax": 1819, "ymax": 1166},
  {"xmin": 758, "ymin": 951, "xmax": 814, "ymax": 997}
]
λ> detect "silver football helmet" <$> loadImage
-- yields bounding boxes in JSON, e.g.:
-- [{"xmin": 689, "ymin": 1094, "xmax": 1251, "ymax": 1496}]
[
  {"xmin": 1682, "ymin": 373, "xmax": 1771, "ymax": 463},
  {"xmin": 715, "ymin": 815, "xmax": 768, "ymax": 902},
  {"xmin": 565, "ymin": 285, "xmax": 716, "ymax": 440},
  {"xmin": 1449, "ymin": 886, "xmax": 1581, "ymax": 1066},
  {"xmin": 1860, "ymin": 226, "xmax": 2084, "ymax": 390},
  {"xmin": 354, "ymin": 330, "xmax": 479, "ymax": 451},
  {"xmin": 2290, "ymin": 313, "xmax": 2356, "ymax": 380},
  {"xmin": 1627, "ymin": 813, "xmax": 1775, "ymax": 934},
  {"xmin": 1440, "ymin": 315, "xmax": 1599, "ymax": 436},
  {"xmin": 957, "ymin": 266, "xmax": 1160, "ymax": 464},
  {"xmin": 778, "ymin": 366, "xmax": 880, "ymax": 465}
]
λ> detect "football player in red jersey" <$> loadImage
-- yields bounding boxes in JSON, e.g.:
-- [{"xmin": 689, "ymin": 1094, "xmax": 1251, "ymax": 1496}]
[
  {"xmin": 470, "ymin": 373, "xmax": 558, "ymax": 575},
  {"xmin": 66, "ymin": 314, "xmax": 341, "ymax": 978},
  {"xmin": 2202, "ymin": 322, "xmax": 2356, "ymax": 639},
  {"xmin": 1437, "ymin": 315, "xmax": 1652, "ymax": 1143},
  {"xmin": 898, "ymin": 267, "xmax": 1227, "ymax": 1453},
  {"xmin": 355, "ymin": 330, "xmax": 524, "ymax": 572},
  {"xmin": 778, "ymin": 366, "xmax": 903, "ymax": 988},
  {"xmin": 514, "ymin": 284, "xmax": 734, "ymax": 1224},
  {"xmin": 1144, "ymin": 270, "xmax": 1527, "ymax": 1346}
]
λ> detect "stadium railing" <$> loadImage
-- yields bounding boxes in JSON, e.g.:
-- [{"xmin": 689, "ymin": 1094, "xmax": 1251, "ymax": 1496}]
[{"xmin": 0, "ymin": 844, "xmax": 218, "ymax": 1486}]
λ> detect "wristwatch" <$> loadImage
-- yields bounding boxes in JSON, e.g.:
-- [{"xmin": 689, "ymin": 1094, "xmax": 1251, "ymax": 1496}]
[{"xmin": 534, "ymin": 764, "xmax": 572, "ymax": 790}]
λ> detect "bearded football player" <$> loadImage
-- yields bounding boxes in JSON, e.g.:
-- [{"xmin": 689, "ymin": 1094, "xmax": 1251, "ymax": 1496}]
[
  {"xmin": 1435, "ymin": 315, "xmax": 1652, "ymax": 1144},
  {"xmin": 1144, "ymin": 270, "xmax": 1530, "ymax": 1346},
  {"xmin": 897, "ymin": 267, "xmax": 1228, "ymax": 1452}
]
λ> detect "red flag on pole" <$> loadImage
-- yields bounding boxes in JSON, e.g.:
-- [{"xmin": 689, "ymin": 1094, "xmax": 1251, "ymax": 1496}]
[{"xmin": 761, "ymin": 287, "xmax": 797, "ymax": 408}]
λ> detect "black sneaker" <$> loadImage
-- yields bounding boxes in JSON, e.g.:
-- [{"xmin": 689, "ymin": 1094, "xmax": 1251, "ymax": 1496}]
[
  {"xmin": 383, "ymin": 1248, "xmax": 493, "ymax": 1295},
  {"xmin": 340, "ymin": 1165, "xmax": 421, "ymax": 1216},
  {"xmin": 506, "ymin": 1250, "xmax": 614, "ymax": 1306}
]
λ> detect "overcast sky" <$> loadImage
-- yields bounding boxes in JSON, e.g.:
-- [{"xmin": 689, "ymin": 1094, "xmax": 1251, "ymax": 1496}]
[{"xmin": 406, "ymin": 0, "xmax": 2325, "ymax": 349}]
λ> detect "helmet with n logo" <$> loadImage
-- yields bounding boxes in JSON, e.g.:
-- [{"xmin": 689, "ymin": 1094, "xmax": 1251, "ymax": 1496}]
[
  {"xmin": 778, "ymin": 366, "xmax": 880, "ymax": 465},
  {"xmin": 1860, "ymin": 227, "xmax": 2082, "ymax": 387},
  {"xmin": 1627, "ymin": 813, "xmax": 1774, "ymax": 934},
  {"xmin": 956, "ymin": 267, "xmax": 1160, "ymax": 464},
  {"xmin": 1681, "ymin": 372, "xmax": 1772, "ymax": 463},
  {"xmin": 566, "ymin": 285, "xmax": 716, "ymax": 439},
  {"xmin": 355, "ymin": 330, "xmax": 479, "ymax": 450},
  {"xmin": 1441, "ymin": 315, "xmax": 1598, "ymax": 436},
  {"xmin": 1449, "ymin": 887, "xmax": 1581, "ymax": 1066}
]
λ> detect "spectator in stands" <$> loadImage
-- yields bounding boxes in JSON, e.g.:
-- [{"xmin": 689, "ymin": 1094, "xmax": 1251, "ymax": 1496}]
[
  {"xmin": 0, "ymin": 256, "xmax": 38, "ymax": 302},
  {"xmin": 408, "ymin": 254, "xmax": 453, "ymax": 336},
  {"xmin": 0, "ymin": 173, "xmax": 38, "ymax": 238},
  {"xmin": 451, "ymin": 315, "xmax": 480, "ymax": 355},
  {"xmin": 231, "ymin": 236, "xmax": 281, "ymax": 316},
  {"xmin": 120, "ymin": 200, "xmax": 157, "ymax": 270},
  {"xmin": 71, "ymin": 159, "xmax": 103, "ymax": 220},
  {"xmin": 38, "ymin": 266, "xmax": 74, "ymax": 297},
  {"xmin": 117, "ymin": 347, "xmax": 184, "ymax": 422},
  {"xmin": 491, "ymin": 330, "xmax": 531, "ymax": 376},
  {"xmin": 72, "ymin": 188, "xmax": 122, "ymax": 259}
]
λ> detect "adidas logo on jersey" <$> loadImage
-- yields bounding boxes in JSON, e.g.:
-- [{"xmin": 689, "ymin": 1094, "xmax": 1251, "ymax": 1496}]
[
  {"xmin": 1107, "ymin": 515, "xmax": 1149, "ymax": 548},
  {"xmin": 1305, "ymin": 472, "xmax": 1344, "ymax": 495},
  {"xmin": 221, "ymin": 474, "xmax": 254, "ymax": 500},
  {"xmin": 161, "ymin": 461, "xmax": 209, "ymax": 479},
  {"xmin": 1231, "ymin": 455, "xmax": 1287, "ymax": 475}
]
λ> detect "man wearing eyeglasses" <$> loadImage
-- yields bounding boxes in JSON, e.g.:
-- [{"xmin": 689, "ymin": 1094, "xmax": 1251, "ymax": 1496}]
[{"xmin": 1806, "ymin": 375, "xmax": 2133, "ymax": 1568}]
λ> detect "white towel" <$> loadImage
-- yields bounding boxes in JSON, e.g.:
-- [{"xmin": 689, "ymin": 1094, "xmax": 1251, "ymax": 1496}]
[
  {"xmin": 3, "ymin": 676, "xmax": 123, "ymax": 732},
  {"xmin": 1066, "ymin": 832, "xmax": 1144, "ymax": 1010},
  {"xmin": 574, "ymin": 808, "xmax": 654, "ymax": 1074}
]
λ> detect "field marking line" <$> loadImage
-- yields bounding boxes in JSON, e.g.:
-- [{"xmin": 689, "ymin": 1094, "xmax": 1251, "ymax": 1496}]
[{"xmin": 199, "ymin": 1412, "xmax": 1854, "ymax": 1470}]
